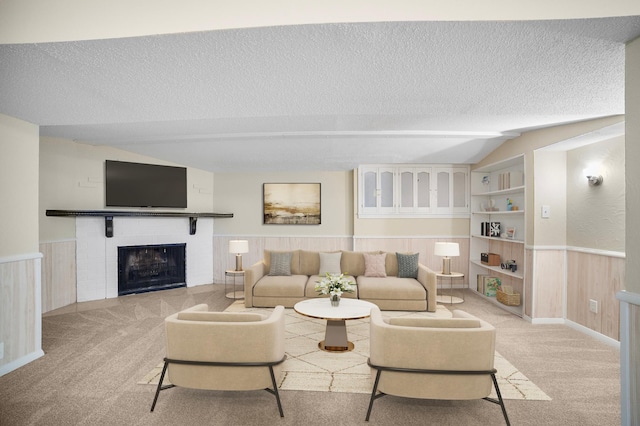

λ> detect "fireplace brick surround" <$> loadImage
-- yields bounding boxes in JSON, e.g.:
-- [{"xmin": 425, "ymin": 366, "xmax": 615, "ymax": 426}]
[{"xmin": 76, "ymin": 216, "xmax": 214, "ymax": 302}]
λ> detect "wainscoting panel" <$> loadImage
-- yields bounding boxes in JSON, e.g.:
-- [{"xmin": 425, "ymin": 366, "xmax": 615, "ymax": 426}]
[
  {"xmin": 0, "ymin": 255, "xmax": 43, "ymax": 374},
  {"xmin": 531, "ymin": 249, "xmax": 565, "ymax": 319},
  {"xmin": 213, "ymin": 236, "xmax": 354, "ymax": 283},
  {"xmin": 40, "ymin": 241, "xmax": 76, "ymax": 313},
  {"xmin": 525, "ymin": 248, "xmax": 533, "ymax": 318},
  {"xmin": 567, "ymin": 250, "xmax": 624, "ymax": 340},
  {"xmin": 354, "ymin": 237, "xmax": 469, "ymax": 278}
]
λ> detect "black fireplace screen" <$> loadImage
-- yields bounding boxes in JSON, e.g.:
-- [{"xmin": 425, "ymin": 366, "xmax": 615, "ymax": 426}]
[{"xmin": 118, "ymin": 243, "xmax": 186, "ymax": 296}]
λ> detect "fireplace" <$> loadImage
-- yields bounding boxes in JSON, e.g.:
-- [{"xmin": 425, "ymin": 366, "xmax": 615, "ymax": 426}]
[{"xmin": 118, "ymin": 243, "xmax": 186, "ymax": 296}]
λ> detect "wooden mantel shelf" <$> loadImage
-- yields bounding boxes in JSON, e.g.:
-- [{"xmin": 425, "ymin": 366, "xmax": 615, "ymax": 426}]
[{"xmin": 46, "ymin": 209, "xmax": 234, "ymax": 237}]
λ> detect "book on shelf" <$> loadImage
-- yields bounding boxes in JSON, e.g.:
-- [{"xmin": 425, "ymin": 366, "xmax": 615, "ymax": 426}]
[
  {"xmin": 477, "ymin": 274, "xmax": 489, "ymax": 293},
  {"xmin": 497, "ymin": 171, "xmax": 524, "ymax": 190}
]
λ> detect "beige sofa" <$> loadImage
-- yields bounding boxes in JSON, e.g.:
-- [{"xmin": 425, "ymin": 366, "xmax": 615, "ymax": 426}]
[{"xmin": 244, "ymin": 250, "xmax": 437, "ymax": 312}]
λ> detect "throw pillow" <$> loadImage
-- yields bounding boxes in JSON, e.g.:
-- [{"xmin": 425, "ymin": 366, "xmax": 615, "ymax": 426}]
[
  {"xmin": 364, "ymin": 253, "xmax": 387, "ymax": 277},
  {"xmin": 319, "ymin": 252, "xmax": 342, "ymax": 275},
  {"xmin": 269, "ymin": 251, "xmax": 293, "ymax": 276},
  {"xmin": 396, "ymin": 252, "xmax": 419, "ymax": 278}
]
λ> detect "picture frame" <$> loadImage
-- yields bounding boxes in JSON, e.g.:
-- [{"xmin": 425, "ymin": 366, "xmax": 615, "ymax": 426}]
[
  {"xmin": 506, "ymin": 226, "xmax": 516, "ymax": 239},
  {"xmin": 263, "ymin": 183, "xmax": 321, "ymax": 225}
]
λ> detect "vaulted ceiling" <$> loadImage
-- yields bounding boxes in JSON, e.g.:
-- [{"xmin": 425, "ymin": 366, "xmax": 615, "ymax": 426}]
[{"xmin": 1, "ymin": 17, "xmax": 640, "ymax": 172}]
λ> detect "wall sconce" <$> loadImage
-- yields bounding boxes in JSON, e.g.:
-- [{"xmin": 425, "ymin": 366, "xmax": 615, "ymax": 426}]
[
  {"xmin": 586, "ymin": 174, "xmax": 603, "ymax": 186},
  {"xmin": 583, "ymin": 163, "xmax": 603, "ymax": 186}
]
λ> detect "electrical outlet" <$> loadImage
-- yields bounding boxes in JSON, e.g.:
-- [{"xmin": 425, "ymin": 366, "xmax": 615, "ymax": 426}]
[
  {"xmin": 589, "ymin": 299, "xmax": 598, "ymax": 314},
  {"xmin": 0, "ymin": 342, "xmax": 4, "ymax": 359}
]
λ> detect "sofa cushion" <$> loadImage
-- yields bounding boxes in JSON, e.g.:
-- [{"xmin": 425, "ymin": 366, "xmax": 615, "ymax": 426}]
[
  {"xmin": 364, "ymin": 253, "xmax": 387, "ymax": 277},
  {"xmin": 319, "ymin": 252, "xmax": 342, "ymax": 275},
  {"xmin": 397, "ymin": 252, "xmax": 419, "ymax": 278},
  {"xmin": 299, "ymin": 250, "xmax": 320, "ymax": 276},
  {"xmin": 253, "ymin": 275, "xmax": 308, "ymax": 297},
  {"xmin": 385, "ymin": 252, "xmax": 399, "ymax": 277},
  {"xmin": 387, "ymin": 317, "xmax": 480, "ymax": 328},
  {"xmin": 341, "ymin": 250, "xmax": 381, "ymax": 276},
  {"xmin": 357, "ymin": 276, "xmax": 426, "ymax": 300},
  {"xmin": 265, "ymin": 250, "xmax": 302, "ymax": 275},
  {"xmin": 268, "ymin": 251, "xmax": 293, "ymax": 276}
]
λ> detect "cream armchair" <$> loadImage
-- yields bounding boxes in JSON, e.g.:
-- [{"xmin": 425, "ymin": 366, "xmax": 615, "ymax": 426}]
[
  {"xmin": 366, "ymin": 307, "xmax": 509, "ymax": 424},
  {"xmin": 150, "ymin": 304, "xmax": 286, "ymax": 416}
]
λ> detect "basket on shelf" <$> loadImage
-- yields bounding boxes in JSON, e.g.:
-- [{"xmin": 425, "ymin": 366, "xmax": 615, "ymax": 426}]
[{"xmin": 496, "ymin": 286, "xmax": 521, "ymax": 306}]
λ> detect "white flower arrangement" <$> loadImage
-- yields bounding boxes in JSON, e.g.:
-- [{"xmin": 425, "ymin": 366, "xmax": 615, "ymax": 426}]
[{"xmin": 315, "ymin": 272, "xmax": 354, "ymax": 297}]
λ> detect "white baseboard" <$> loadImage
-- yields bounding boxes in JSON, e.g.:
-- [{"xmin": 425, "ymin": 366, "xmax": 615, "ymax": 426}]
[
  {"xmin": 530, "ymin": 317, "xmax": 565, "ymax": 325},
  {"xmin": 530, "ymin": 318, "xmax": 620, "ymax": 348},
  {"xmin": 0, "ymin": 349, "xmax": 45, "ymax": 377},
  {"xmin": 564, "ymin": 319, "xmax": 620, "ymax": 348}
]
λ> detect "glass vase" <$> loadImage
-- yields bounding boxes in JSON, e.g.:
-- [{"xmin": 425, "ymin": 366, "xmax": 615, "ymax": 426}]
[{"xmin": 330, "ymin": 294, "xmax": 340, "ymax": 307}]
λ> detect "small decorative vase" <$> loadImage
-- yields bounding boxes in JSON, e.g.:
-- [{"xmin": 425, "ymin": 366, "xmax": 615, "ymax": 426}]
[{"xmin": 330, "ymin": 294, "xmax": 340, "ymax": 307}]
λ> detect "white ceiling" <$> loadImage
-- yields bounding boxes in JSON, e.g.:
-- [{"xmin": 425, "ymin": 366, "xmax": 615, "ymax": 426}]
[{"xmin": 1, "ymin": 17, "xmax": 640, "ymax": 172}]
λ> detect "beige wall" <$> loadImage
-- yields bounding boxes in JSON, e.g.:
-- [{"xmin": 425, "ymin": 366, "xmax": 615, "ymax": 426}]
[
  {"xmin": 212, "ymin": 171, "xmax": 353, "ymax": 237},
  {"xmin": 39, "ymin": 137, "xmax": 215, "ymax": 242},
  {"xmin": 0, "ymin": 113, "xmax": 43, "ymax": 375},
  {"xmin": 0, "ymin": 114, "xmax": 39, "ymax": 257},
  {"xmin": 533, "ymin": 150, "xmax": 567, "ymax": 246},
  {"xmin": 626, "ymin": 37, "xmax": 640, "ymax": 295},
  {"xmin": 567, "ymin": 136, "xmax": 625, "ymax": 251},
  {"xmin": 621, "ymin": 33, "xmax": 640, "ymax": 426},
  {"xmin": 3, "ymin": 1, "xmax": 638, "ymax": 44}
]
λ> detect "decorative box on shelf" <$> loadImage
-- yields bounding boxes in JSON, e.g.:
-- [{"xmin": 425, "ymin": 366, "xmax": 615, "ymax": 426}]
[
  {"xmin": 497, "ymin": 286, "xmax": 521, "ymax": 306},
  {"xmin": 481, "ymin": 252, "xmax": 500, "ymax": 266},
  {"xmin": 481, "ymin": 222, "xmax": 501, "ymax": 237}
]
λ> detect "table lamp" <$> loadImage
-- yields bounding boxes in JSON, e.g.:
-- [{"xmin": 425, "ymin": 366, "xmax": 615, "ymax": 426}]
[
  {"xmin": 229, "ymin": 240, "xmax": 249, "ymax": 271},
  {"xmin": 434, "ymin": 242, "xmax": 459, "ymax": 275}
]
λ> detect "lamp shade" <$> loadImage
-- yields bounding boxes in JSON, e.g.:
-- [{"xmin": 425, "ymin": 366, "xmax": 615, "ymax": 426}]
[
  {"xmin": 434, "ymin": 242, "xmax": 459, "ymax": 257},
  {"xmin": 229, "ymin": 240, "xmax": 249, "ymax": 254}
]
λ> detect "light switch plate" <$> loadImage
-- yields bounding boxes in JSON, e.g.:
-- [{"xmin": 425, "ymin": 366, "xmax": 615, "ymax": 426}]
[{"xmin": 542, "ymin": 205, "xmax": 551, "ymax": 218}]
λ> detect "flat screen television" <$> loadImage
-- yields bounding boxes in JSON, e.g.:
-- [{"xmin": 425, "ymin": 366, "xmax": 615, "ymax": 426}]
[{"xmin": 105, "ymin": 160, "xmax": 187, "ymax": 208}]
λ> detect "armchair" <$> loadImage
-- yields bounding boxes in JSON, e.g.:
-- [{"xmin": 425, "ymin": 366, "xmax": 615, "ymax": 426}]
[
  {"xmin": 366, "ymin": 307, "xmax": 509, "ymax": 424},
  {"xmin": 150, "ymin": 304, "xmax": 286, "ymax": 416}
]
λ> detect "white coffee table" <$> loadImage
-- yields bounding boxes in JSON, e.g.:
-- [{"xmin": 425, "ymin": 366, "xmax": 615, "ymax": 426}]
[{"xmin": 294, "ymin": 298, "xmax": 377, "ymax": 352}]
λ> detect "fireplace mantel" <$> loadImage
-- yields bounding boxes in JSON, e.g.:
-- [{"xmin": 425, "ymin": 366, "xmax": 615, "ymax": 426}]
[{"xmin": 46, "ymin": 209, "xmax": 233, "ymax": 237}]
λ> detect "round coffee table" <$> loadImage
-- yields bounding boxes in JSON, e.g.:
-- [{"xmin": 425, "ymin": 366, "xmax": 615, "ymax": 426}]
[{"xmin": 294, "ymin": 298, "xmax": 377, "ymax": 352}]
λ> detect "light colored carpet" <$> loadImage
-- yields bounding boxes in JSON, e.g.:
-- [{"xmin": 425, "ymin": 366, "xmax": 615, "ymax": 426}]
[{"xmin": 140, "ymin": 300, "xmax": 551, "ymax": 401}]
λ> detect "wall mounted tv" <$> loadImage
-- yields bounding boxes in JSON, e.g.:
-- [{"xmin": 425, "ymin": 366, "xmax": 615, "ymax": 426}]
[{"xmin": 105, "ymin": 160, "xmax": 187, "ymax": 208}]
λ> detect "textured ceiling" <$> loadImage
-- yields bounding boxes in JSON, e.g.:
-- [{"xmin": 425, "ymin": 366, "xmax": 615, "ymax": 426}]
[{"xmin": 1, "ymin": 17, "xmax": 640, "ymax": 172}]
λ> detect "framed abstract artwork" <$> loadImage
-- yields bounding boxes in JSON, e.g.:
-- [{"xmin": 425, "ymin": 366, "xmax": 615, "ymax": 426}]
[{"xmin": 263, "ymin": 183, "xmax": 321, "ymax": 225}]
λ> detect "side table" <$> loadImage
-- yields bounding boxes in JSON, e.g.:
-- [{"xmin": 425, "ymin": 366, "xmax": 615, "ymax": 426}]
[
  {"xmin": 225, "ymin": 270, "xmax": 245, "ymax": 300},
  {"xmin": 436, "ymin": 272, "xmax": 465, "ymax": 304}
]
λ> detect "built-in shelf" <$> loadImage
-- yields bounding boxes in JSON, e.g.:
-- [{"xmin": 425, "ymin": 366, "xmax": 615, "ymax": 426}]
[
  {"xmin": 470, "ymin": 289, "xmax": 523, "ymax": 317},
  {"xmin": 471, "ymin": 235, "xmax": 525, "ymax": 244},
  {"xmin": 471, "ymin": 185, "xmax": 525, "ymax": 197},
  {"xmin": 46, "ymin": 209, "xmax": 234, "ymax": 237},
  {"xmin": 472, "ymin": 210, "xmax": 525, "ymax": 215},
  {"xmin": 470, "ymin": 260, "xmax": 524, "ymax": 279}
]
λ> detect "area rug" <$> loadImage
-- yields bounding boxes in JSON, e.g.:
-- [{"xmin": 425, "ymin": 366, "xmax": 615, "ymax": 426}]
[{"xmin": 140, "ymin": 301, "xmax": 551, "ymax": 401}]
